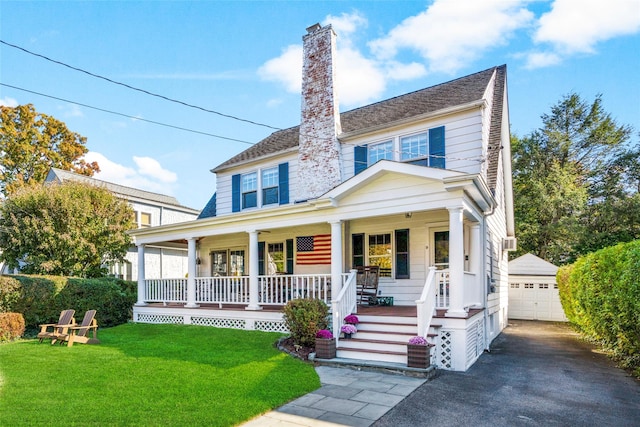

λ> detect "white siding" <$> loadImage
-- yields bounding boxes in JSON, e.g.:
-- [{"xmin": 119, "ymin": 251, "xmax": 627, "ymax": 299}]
[{"xmin": 341, "ymin": 108, "xmax": 485, "ymax": 181}]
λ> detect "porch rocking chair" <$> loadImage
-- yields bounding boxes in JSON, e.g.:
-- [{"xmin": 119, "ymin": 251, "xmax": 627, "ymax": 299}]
[
  {"xmin": 356, "ymin": 266, "xmax": 380, "ymax": 305},
  {"xmin": 37, "ymin": 309, "xmax": 75, "ymax": 344}
]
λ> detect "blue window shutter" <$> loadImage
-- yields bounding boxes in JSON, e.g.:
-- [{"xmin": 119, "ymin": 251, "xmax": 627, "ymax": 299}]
[
  {"xmin": 286, "ymin": 239, "xmax": 294, "ymax": 274},
  {"xmin": 279, "ymin": 162, "xmax": 289, "ymax": 205},
  {"xmin": 354, "ymin": 145, "xmax": 368, "ymax": 175},
  {"xmin": 232, "ymin": 174, "xmax": 241, "ymax": 212},
  {"xmin": 258, "ymin": 241, "xmax": 265, "ymax": 276},
  {"xmin": 429, "ymin": 126, "xmax": 445, "ymax": 169}
]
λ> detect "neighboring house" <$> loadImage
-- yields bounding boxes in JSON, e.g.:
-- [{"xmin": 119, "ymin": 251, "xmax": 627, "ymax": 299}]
[
  {"xmin": 130, "ymin": 23, "xmax": 516, "ymax": 372},
  {"xmin": 508, "ymin": 253, "xmax": 567, "ymax": 322},
  {"xmin": 45, "ymin": 168, "xmax": 200, "ymax": 280}
]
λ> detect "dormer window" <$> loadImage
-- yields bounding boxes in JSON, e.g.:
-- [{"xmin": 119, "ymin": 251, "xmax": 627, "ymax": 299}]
[{"xmin": 241, "ymin": 172, "xmax": 257, "ymax": 209}]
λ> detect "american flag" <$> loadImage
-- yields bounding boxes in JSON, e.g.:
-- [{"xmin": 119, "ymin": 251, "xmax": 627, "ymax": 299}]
[{"xmin": 296, "ymin": 234, "xmax": 331, "ymax": 265}]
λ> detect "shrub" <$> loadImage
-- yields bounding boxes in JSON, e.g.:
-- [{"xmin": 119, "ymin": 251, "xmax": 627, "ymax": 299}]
[
  {"xmin": 0, "ymin": 312, "xmax": 25, "ymax": 342},
  {"xmin": 0, "ymin": 275, "xmax": 137, "ymax": 335},
  {"xmin": 557, "ymin": 240, "xmax": 640, "ymax": 376},
  {"xmin": 282, "ymin": 298, "xmax": 330, "ymax": 347}
]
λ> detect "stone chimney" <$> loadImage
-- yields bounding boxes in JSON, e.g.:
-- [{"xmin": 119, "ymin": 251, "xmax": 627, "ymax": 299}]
[{"xmin": 297, "ymin": 23, "xmax": 342, "ymax": 200}]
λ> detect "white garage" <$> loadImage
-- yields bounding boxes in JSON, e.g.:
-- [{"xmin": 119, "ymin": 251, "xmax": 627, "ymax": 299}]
[{"xmin": 508, "ymin": 253, "xmax": 568, "ymax": 322}]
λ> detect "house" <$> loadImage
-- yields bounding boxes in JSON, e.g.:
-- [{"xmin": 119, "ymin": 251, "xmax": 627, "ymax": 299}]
[
  {"xmin": 45, "ymin": 168, "xmax": 200, "ymax": 280},
  {"xmin": 508, "ymin": 253, "xmax": 567, "ymax": 322},
  {"xmin": 129, "ymin": 23, "xmax": 516, "ymax": 372}
]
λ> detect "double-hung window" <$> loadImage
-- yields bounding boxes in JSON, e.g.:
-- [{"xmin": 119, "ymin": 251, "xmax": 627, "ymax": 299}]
[
  {"xmin": 401, "ymin": 133, "xmax": 428, "ymax": 166},
  {"xmin": 241, "ymin": 172, "xmax": 257, "ymax": 209},
  {"xmin": 352, "ymin": 230, "xmax": 409, "ymax": 279},
  {"xmin": 261, "ymin": 167, "xmax": 279, "ymax": 206},
  {"xmin": 368, "ymin": 140, "xmax": 393, "ymax": 166}
]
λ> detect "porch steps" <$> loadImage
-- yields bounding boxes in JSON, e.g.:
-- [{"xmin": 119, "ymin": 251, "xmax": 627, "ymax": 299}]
[{"xmin": 335, "ymin": 314, "xmax": 440, "ymax": 365}]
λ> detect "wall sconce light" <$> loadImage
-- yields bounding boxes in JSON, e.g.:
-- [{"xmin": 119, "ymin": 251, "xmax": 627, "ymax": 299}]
[
  {"xmin": 405, "ymin": 212, "xmax": 413, "ymax": 219},
  {"xmin": 196, "ymin": 257, "xmax": 201, "ymax": 265}
]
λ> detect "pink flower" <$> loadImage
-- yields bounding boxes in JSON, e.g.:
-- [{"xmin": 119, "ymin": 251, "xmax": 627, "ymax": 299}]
[
  {"xmin": 344, "ymin": 314, "xmax": 359, "ymax": 325},
  {"xmin": 340, "ymin": 324, "xmax": 357, "ymax": 334},
  {"xmin": 408, "ymin": 336, "xmax": 428, "ymax": 345},
  {"xmin": 316, "ymin": 329, "xmax": 333, "ymax": 339}
]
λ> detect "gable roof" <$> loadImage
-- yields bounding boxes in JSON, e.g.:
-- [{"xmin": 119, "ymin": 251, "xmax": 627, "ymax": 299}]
[
  {"xmin": 198, "ymin": 192, "xmax": 217, "ymax": 219},
  {"xmin": 213, "ymin": 65, "xmax": 504, "ymax": 172},
  {"xmin": 46, "ymin": 168, "xmax": 199, "ymax": 213},
  {"xmin": 509, "ymin": 253, "xmax": 558, "ymax": 276}
]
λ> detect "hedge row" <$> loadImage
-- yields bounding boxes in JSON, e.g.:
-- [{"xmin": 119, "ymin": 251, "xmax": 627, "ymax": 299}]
[
  {"xmin": 0, "ymin": 275, "xmax": 137, "ymax": 335},
  {"xmin": 557, "ymin": 240, "xmax": 640, "ymax": 376}
]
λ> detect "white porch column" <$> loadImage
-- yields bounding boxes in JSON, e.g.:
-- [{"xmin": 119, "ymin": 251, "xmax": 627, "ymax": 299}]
[
  {"xmin": 446, "ymin": 206, "xmax": 466, "ymax": 317},
  {"xmin": 330, "ymin": 221, "xmax": 343, "ymax": 295},
  {"xmin": 246, "ymin": 230, "xmax": 262, "ymax": 311},
  {"xmin": 185, "ymin": 237, "xmax": 199, "ymax": 308},
  {"xmin": 469, "ymin": 223, "xmax": 482, "ymax": 306},
  {"xmin": 135, "ymin": 244, "xmax": 147, "ymax": 306}
]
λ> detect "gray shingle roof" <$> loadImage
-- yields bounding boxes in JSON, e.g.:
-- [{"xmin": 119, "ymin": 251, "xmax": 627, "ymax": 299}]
[
  {"xmin": 486, "ymin": 65, "xmax": 507, "ymax": 191},
  {"xmin": 213, "ymin": 66, "xmax": 502, "ymax": 172},
  {"xmin": 46, "ymin": 168, "xmax": 199, "ymax": 212}
]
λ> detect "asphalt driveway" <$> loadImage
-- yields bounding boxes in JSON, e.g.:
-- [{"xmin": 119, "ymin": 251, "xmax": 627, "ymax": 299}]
[{"xmin": 375, "ymin": 320, "xmax": 640, "ymax": 427}]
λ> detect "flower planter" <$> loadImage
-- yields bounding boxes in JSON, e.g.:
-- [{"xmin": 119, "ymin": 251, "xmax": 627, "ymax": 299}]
[
  {"xmin": 407, "ymin": 344, "xmax": 431, "ymax": 369},
  {"xmin": 315, "ymin": 338, "xmax": 336, "ymax": 359}
]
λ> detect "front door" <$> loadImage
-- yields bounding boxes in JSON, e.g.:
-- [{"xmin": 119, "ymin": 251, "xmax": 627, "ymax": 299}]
[{"xmin": 431, "ymin": 229, "xmax": 449, "ymax": 270}]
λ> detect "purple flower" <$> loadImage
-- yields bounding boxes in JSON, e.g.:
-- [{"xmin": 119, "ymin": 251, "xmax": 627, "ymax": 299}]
[
  {"xmin": 316, "ymin": 329, "xmax": 333, "ymax": 339},
  {"xmin": 340, "ymin": 324, "xmax": 357, "ymax": 334},
  {"xmin": 344, "ymin": 314, "xmax": 359, "ymax": 325},
  {"xmin": 408, "ymin": 336, "xmax": 428, "ymax": 345}
]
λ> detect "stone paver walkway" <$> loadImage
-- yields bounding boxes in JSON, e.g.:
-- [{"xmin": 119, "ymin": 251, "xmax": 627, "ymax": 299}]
[{"xmin": 242, "ymin": 366, "xmax": 426, "ymax": 427}]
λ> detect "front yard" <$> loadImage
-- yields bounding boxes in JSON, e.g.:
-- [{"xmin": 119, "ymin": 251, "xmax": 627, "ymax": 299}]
[{"xmin": 0, "ymin": 323, "xmax": 319, "ymax": 426}]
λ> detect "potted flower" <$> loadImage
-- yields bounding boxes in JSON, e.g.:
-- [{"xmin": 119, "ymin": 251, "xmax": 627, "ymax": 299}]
[
  {"xmin": 340, "ymin": 324, "xmax": 357, "ymax": 339},
  {"xmin": 315, "ymin": 329, "xmax": 336, "ymax": 359},
  {"xmin": 407, "ymin": 336, "xmax": 432, "ymax": 369},
  {"xmin": 344, "ymin": 314, "xmax": 359, "ymax": 325}
]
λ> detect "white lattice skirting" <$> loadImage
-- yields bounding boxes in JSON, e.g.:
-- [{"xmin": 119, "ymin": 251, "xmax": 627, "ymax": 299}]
[{"xmin": 133, "ymin": 307, "xmax": 288, "ymax": 333}]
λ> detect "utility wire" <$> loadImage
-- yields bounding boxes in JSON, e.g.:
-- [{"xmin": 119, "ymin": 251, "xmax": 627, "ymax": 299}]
[
  {"xmin": 1, "ymin": 83, "xmax": 255, "ymax": 145},
  {"xmin": 0, "ymin": 39, "xmax": 281, "ymax": 131}
]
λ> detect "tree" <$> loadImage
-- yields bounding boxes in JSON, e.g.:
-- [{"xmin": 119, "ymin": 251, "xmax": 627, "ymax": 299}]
[
  {"xmin": 0, "ymin": 181, "xmax": 134, "ymax": 278},
  {"xmin": 0, "ymin": 104, "xmax": 99, "ymax": 196},
  {"xmin": 512, "ymin": 93, "xmax": 637, "ymax": 264}
]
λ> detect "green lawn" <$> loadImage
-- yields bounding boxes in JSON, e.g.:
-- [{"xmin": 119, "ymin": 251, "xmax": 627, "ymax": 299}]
[{"xmin": 0, "ymin": 323, "xmax": 320, "ymax": 426}]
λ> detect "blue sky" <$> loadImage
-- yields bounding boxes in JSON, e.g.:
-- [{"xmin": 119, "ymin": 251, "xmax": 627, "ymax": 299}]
[{"xmin": 1, "ymin": 0, "xmax": 639, "ymax": 211}]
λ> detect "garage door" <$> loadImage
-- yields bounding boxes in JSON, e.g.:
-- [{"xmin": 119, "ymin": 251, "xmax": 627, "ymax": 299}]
[{"xmin": 509, "ymin": 282, "xmax": 567, "ymax": 321}]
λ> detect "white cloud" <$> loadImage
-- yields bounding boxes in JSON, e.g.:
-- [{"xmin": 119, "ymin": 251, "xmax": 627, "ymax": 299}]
[
  {"xmin": 534, "ymin": 0, "xmax": 640, "ymax": 54},
  {"xmin": 258, "ymin": 12, "xmax": 384, "ymax": 107},
  {"xmin": 0, "ymin": 97, "xmax": 18, "ymax": 107},
  {"xmin": 84, "ymin": 152, "xmax": 177, "ymax": 195},
  {"xmin": 257, "ymin": 44, "xmax": 303, "ymax": 93},
  {"xmin": 133, "ymin": 156, "xmax": 177, "ymax": 183},
  {"xmin": 369, "ymin": 0, "xmax": 534, "ymax": 74},
  {"xmin": 63, "ymin": 104, "xmax": 84, "ymax": 118},
  {"xmin": 522, "ymin": 51, "xmax": 562, "ymax": 69},
  {"xmin": 385, "ymin": 61, "xmax": 427, "ymax": 82},
  {"xmin": 322, "ymin": 11, "xmax": 367, "ymax": 42}
]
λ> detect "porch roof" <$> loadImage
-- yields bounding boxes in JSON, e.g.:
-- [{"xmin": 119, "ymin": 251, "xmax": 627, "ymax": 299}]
[{"xmin": 129, "ymin": 162, "xmax": 491, "ymax": 245}]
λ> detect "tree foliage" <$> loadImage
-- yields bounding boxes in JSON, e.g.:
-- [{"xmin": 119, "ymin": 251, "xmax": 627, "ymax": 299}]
[
  {"xmin": 0, "ymin": 181, "xmax": 134, "ymax": 278},
  {"xmin": 513, "ymin": 93, "xmax": 638, "ymax": 264},
  {"xmin": 0, "ymin": 104, "xmax": 99, "ymax": 196}
]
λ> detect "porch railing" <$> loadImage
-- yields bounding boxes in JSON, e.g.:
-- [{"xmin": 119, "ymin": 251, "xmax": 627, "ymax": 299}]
[
  {"xmin": 435, "ymin": 270, "xmax": 450, "ymax": 308},
  {"xmin": 416, "ymin": 266, "xmax": 438, "ymax": 338},
  {"xmin": 145, "ymin": 278, "xmax": 187, "ymax": 304},
  {"xmin": 195, "ymin": 276, "xmax": 250, "ymax": 306},
  {"xmin": 331, "ymin": 269, "xmax": 358, "ymax": 347},
  {"xmin": 144, "ymin": 274, "xmax": 341, "ymax": 307},
  {"xmin": 258, "ymin": 274, "xmax": 333, "ymax": 305}
]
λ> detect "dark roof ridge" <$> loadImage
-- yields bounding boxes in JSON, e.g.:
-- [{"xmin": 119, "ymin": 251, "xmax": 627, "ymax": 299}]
[{"xmin": 340, "ymin": 65, "xmax": 500, "ymax": 117}]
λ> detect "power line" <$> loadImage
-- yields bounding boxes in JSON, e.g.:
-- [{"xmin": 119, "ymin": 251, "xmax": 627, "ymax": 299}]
[
  {"xmin": 0, "ymin": 83, "xmax": 255, "ymax": 145},
  {"xmin": 0, "ymin": 39, "xmax": 281, "ymax": 131}
]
